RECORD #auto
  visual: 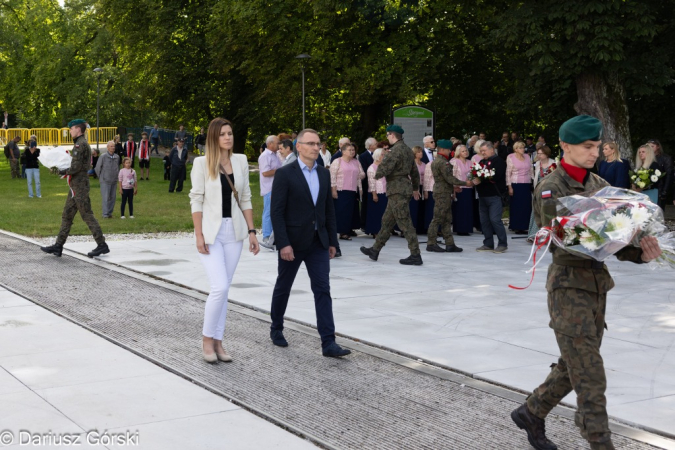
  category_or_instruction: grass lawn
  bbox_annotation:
[0,156,264,238]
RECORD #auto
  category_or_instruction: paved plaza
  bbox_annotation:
[63,230,675,439]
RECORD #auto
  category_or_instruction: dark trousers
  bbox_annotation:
[121,189,134,216]
[270,237,336,348]
[164,165,170,180]
[151,137,160,155]
[479,196,507,248]
[169,165,185,192]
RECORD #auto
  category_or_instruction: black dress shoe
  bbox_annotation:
[322,342,351,357]
[445,244,464,252]
[348,230,357,237]
[426,244,445,253]
[40,243,63,257]
[270,330,288,347]
[334,249,342,258]
[511,404,558,450]
[399,254,423,265]
[87,243,110,258]
[457,232,470,236]
[360,246,379,261]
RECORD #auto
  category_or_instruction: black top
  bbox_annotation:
[24,148,40,169]
[475,155,507,198]
[220,172,234,218]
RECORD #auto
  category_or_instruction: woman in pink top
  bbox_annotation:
[330,143,365,240]
[118,157,138,219]
[365,148,388,237]
[506,141,533,233]
[451,145,474,235]
[422,158,435,232]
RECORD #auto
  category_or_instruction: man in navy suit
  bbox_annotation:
[421,135,435,164]
[269,128,351,358]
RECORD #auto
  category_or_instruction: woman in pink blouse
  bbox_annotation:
[330,143,365,240]
[365,148,388,237]
[422,155,435,233]
[506,141,533,234]
[450,145,474,235]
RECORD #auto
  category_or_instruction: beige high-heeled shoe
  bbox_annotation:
[202,341,217,363]
[215,349,233,362]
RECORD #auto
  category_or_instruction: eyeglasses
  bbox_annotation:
[298,142,321,147]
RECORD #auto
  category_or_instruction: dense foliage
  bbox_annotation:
[1,0,674,154]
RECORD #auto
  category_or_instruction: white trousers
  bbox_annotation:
[199,219,243,339]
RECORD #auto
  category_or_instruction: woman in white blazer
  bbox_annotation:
[189,118,259,363]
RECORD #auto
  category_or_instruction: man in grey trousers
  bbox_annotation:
[95,141,120,218]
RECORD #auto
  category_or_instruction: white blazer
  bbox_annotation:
[189,154,253,244]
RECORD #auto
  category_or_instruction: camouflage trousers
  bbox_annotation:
[9,159,20,178]
[527,287,610,444]
[427,194,455,246]
[373,193,420,255]
[56,178,105,246]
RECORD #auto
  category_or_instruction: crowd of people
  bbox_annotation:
[253,128,674,262]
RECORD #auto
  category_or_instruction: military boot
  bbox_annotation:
[426,244,446,253]
[360,246,380,261]
[40,243,63,257]
[510,404,558,450]
[589,435,615,450]
[399,254,423,266]
[445,244,463,253]
[87,243,110,258]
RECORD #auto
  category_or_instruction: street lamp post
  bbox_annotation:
[93,68,103,152]
[295,54,311,129]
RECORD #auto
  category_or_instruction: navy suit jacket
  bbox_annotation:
[330,150,342,163]
[270,160,338,252]
[421,148,432,165]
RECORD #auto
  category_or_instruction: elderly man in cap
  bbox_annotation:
[360,125,423,265]
[510,115,662,450]
[168,137,189,192]
[426,140,473,253]
[41,119,109,258]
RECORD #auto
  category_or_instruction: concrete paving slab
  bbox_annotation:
[63,231,675,437]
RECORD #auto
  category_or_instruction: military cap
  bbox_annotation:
[67,119,86,127]
[559,115,603,144]
[386,124,404,135]
[437,139,452,149]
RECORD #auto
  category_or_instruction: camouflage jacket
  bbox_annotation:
[534,165,644,293]
[431,156,465,196]
[66,135,92,179]
[375,140,419,196]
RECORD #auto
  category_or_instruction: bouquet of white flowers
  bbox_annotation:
[38,148,72,172]
[539,187,675,266]
[511,187,674,289]
[629,168,663,190]
[468,161,496,181]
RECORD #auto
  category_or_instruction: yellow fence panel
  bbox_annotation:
[87,127,117,146]
[5,129,30,144]
[29,128,61,146]
[59,128,71,145]
[0,129,6,146]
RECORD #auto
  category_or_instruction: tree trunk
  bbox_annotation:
[574,72,632,160]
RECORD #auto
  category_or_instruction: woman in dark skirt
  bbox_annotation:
[451,145,474,235]
[506,141,533,233]
[365,148,388,236]
[330,143,365,240]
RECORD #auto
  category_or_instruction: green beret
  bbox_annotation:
[386,124,404,135]
[67,119,86,127]
[437,139,452,149]
[559,115,603,144]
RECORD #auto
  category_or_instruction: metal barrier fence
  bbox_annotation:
[2,126,192,150]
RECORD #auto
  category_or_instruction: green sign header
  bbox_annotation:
[393,106,433,119]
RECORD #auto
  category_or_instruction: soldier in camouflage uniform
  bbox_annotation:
[510,116,662,450]
[360,125,423,265]
[41,119,109,259]
[426,140,473,253]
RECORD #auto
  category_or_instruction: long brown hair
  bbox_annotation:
[205,118,234,179]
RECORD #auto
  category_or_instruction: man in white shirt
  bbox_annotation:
[258,135,282,247]
[319,142,331,167]
[422,135,435,164]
